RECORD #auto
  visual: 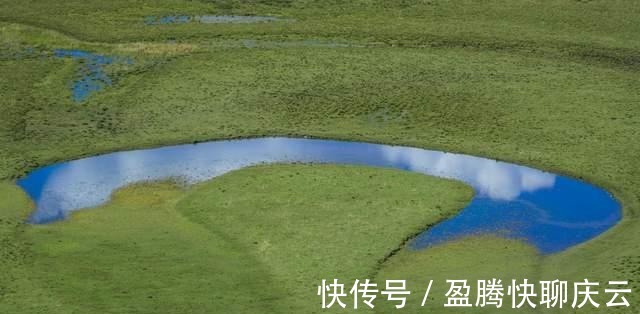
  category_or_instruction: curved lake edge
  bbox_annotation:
[14,133,622,203]
[16,136,623,255]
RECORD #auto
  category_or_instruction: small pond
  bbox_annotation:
[53,49,132,102]
[144,15,287,25]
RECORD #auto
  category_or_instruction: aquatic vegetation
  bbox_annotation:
[53,49,133,102]
[144,15,287,25]
[0,43,137,102]
[144,15,192,25]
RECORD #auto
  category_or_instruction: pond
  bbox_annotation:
[144,15,287,25]
[53,49,132,102]
[16,137,621,254]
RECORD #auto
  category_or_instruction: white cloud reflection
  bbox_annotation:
[380,146,555,200]
[26,138,555,223]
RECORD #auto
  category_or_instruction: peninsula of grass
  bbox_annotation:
[1,165,472,313]
[1,0,639,313]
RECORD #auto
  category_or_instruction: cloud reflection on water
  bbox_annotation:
[379,146,555,200]
[18,137,619,254]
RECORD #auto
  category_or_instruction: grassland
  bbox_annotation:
[1,0,640,313]
[0,165,472,313]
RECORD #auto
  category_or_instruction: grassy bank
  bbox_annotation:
[1,0,639,313]
[0,165,472,313]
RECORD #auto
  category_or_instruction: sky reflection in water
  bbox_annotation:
[17,138,621,254]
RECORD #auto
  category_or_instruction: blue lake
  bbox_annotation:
[16,137,621,254]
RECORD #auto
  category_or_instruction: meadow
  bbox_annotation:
[1,0,639,313]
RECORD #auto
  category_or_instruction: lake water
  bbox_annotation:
[16,137,621,254]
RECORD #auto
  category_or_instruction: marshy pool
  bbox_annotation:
[144,15,288,25]
[17,137,621,254]
[53,49,132,102]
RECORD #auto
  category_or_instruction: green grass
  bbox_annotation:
[376,237,540,313]
[0,165,472,313]
[1,0,640,313]
[1,0,639,54]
